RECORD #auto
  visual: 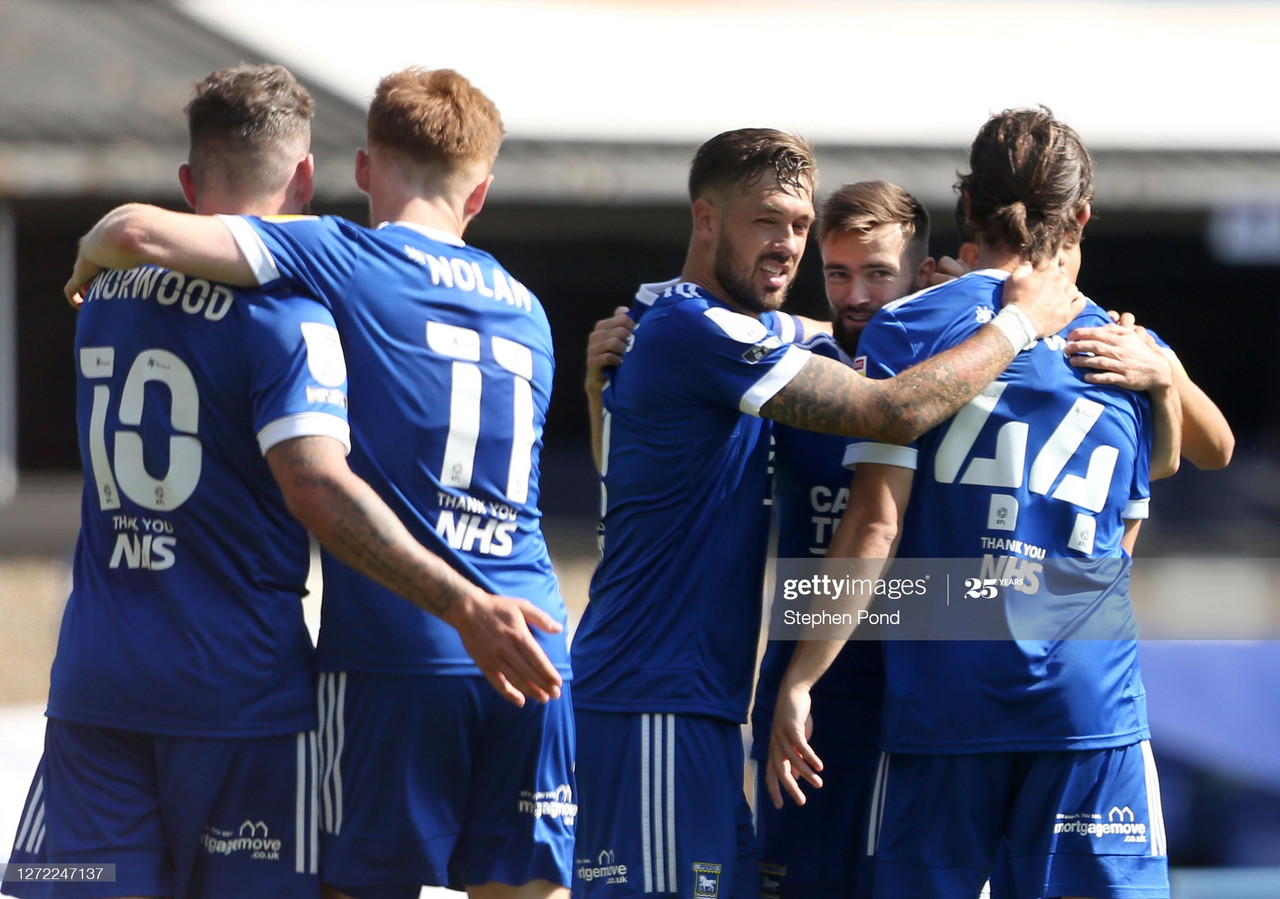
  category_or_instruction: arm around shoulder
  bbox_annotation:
[1145,382,1182,481]
[761,325,1013,444]
[759,265,1080,444]
[1064,320,1232,470]
[1172,362,1234,469]
[67,204,256,304]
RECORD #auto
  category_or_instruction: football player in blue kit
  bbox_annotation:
[953,190,1234,899]
[62,69,572,899]
[750,180,936,899]
[948,201,1233,477]
[6,64,559,899]
[571,128,1082,899]
[769,107,1181,899]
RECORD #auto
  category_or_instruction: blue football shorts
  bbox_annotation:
[753,752,879,899]
[314,671,575,897]
[573,709,756,899]
[868,742,1170,899]
[2,718,320,899]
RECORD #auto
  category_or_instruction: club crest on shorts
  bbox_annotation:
[759,863,787,899]
[692,862,721,898]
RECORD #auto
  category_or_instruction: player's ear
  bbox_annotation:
[1077,202,1092,230]
[914,256,936,290]
[692,197,719,242]
[289,154,316,209]
[464,173,494,222]
[178,163,199,212]
[355,148,371,194]
[959,241,981,270]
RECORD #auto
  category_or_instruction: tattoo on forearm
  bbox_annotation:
[279,443,459,618]
[764,327,1015,442]
[763,359,899,439]
[879,328,1015,441]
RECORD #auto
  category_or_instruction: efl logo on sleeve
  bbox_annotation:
[300,322,347,387]
[742,336,782,363]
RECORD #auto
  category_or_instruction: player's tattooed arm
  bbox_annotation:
[761,262,1083,442]
[761,326,1015,443]
[267,434,564,706]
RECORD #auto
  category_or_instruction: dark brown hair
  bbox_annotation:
[957,107,1093,265]
[688,128,816,203]
[953,193,980,245]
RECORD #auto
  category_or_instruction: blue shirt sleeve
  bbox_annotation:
[631,293,811,416]
[242,292,350,454]
[222,214,362,312]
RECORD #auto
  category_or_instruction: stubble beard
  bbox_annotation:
[713,239,791,315]
[831,318,864,357]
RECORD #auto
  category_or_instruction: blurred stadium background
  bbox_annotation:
[1,1,1278,895]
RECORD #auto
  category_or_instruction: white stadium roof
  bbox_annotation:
[179,0,1280,151]
[171,0,1280,211]
[3,1,1279,210]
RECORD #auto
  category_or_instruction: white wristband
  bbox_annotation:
[990,305,1038,353]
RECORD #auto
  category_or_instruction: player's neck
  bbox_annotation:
[369,193,466,238]
[194,189,295,218]
[976,244,1025,274]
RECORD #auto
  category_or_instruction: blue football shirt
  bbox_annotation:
[750,333,883,763]
[846,270,1154,752]
[571,280,811,722]
[49,265,350,737]
[222,214,570,677]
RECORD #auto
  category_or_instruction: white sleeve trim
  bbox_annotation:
[1123,497,1151,521]
[843,442,918,471]
[775,312,798,344]
[635,277,681,307]
[740,345,811,416]
[258,412,351,456]
[216,214,280,286]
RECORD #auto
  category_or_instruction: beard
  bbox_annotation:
[713,238,792,315]
[831,316,864,357]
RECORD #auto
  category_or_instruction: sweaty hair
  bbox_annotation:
[688,128,816,203]
[185,63,313,198]
[367,68,505,175]
[818,180,930,270]
[957,106,1093,265]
